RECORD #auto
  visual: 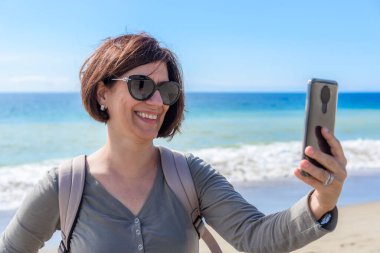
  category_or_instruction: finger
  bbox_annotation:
[304,146,343,177]
[300,160,329,184]
[294,168,323,189]
[321,127,347,166]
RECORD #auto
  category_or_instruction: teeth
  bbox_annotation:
[137,112,158,120]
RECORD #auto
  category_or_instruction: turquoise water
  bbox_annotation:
[1,92,379,165]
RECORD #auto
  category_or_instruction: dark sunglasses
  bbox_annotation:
[112,75,181,106]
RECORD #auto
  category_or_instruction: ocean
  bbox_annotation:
[0,92,380,212]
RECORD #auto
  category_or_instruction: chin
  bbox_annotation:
[135,130,159,141]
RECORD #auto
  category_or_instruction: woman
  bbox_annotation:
[0,33,347,253]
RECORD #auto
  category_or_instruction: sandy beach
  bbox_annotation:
[199,201,380,253]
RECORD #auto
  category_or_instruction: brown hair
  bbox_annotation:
[80,33,185,138]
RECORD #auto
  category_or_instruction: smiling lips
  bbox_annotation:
[136,111,158,120]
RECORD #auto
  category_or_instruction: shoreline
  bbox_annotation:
[235,172,380,214]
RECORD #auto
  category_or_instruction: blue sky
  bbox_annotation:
[0,0,379,92]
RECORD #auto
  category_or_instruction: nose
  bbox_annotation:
[146,90,164,106]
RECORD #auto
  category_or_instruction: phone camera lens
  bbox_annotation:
[321,86,330,103]
[321,86,330,113]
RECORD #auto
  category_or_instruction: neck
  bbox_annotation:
[90,134,158,180]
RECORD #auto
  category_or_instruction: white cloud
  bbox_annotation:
[0,51,81,92]
[0,51,80,64]
[7,75,70,84]
[0,75,79,92]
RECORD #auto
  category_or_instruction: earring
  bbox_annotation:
[100,104,107,111]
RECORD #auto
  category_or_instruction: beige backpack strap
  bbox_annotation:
[58,155,86,253]
[158,146,222,253]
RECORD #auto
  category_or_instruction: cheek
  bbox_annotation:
[162,106,170,119]
[109,97,134,118]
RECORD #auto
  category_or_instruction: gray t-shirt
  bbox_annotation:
[0,154,337,253]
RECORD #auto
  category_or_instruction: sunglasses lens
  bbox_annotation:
[159,82,180,105]
[128,76,155,100]
[127,75,180,105]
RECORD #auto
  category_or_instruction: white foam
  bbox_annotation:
[1,139,380,210]
[191,142,301,182]
[193,142,301,182]
[341,139,380,172]
[190,139,380,182]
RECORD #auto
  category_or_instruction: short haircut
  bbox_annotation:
[80,33,185,138]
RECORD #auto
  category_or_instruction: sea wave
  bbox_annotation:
[1,139,379,210]
[191,139,380,182]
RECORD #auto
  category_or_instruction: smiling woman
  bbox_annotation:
[0,33,348,253]
[80,34,185,139]
[97,62,172,141]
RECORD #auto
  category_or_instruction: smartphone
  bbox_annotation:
[301,78,338,176]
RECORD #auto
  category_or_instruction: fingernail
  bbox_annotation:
[307,146,314,155]
[302,161,310,168]
[324,127,329,133]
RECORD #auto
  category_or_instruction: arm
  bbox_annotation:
[187,154,338,253]
[0,168,60,253]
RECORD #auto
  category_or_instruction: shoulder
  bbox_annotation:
[34,166,59,194]
[16,167,60,214]
[13,167,60,227]
[184,153,234,194]
[184,153,219,179]
[35,155,82,195]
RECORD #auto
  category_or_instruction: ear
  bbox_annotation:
[96,81,108,106]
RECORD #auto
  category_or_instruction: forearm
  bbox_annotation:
[231,194,338,253]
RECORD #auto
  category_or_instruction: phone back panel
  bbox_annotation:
[302,79,338,168]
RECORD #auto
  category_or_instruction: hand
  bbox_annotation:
[294,127,347,220]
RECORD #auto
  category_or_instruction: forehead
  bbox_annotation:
[125,62,168,79]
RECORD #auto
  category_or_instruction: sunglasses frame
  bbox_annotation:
[112,75,181,106]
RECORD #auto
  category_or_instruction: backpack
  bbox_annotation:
[58,146,222,253]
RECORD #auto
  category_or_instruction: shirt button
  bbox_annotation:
[136,229,141,235]
[138,244,143,251]
[134,218,140,224]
